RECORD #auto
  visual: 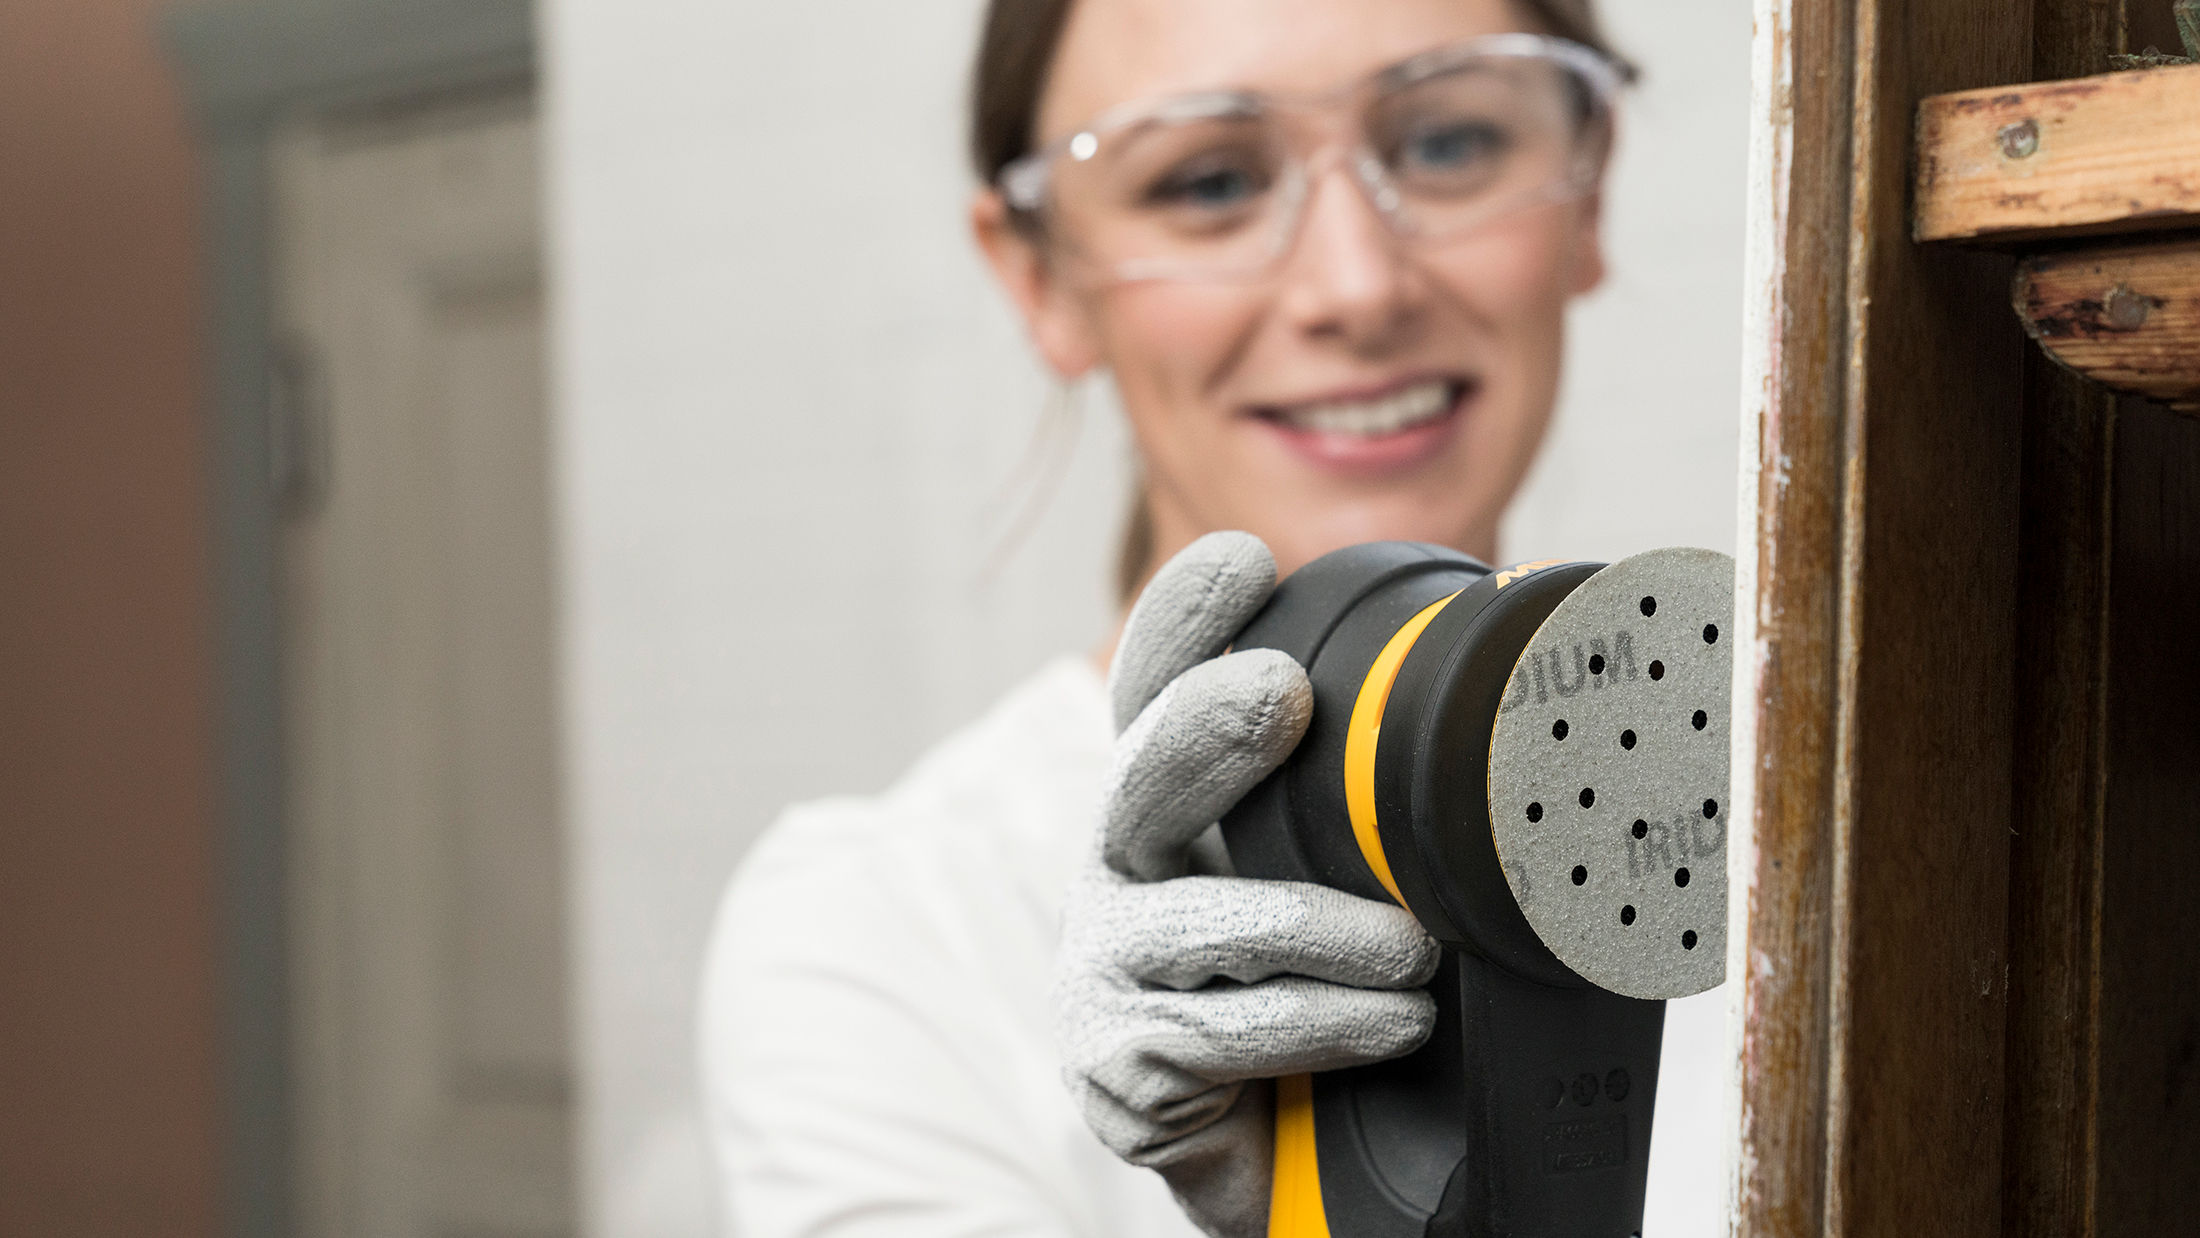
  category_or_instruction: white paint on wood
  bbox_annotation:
[1726,0,1795,1230]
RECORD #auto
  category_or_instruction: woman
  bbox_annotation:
[701,0,1630,1234]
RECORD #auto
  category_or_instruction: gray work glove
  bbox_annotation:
[1057,531,1442,1238]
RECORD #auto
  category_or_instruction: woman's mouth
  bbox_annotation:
[1252,378,1472,474]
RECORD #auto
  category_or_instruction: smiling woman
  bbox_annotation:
[970,0,1629,591]
[697,1,1665,1236]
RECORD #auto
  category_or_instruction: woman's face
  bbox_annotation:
[976,0,1607,578]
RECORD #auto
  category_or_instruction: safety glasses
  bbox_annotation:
[997,34,1621,286]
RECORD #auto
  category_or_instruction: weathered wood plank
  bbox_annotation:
[1729,0,1854,1230]
[1914,62,2200,244]
[2096,397,2200,1236]
[1832,2,2027,1233]
[2016,237,2200,412]
[1735,1,2029,1236]
[2003,347,2112,1238]
[1998,17,2118,1238]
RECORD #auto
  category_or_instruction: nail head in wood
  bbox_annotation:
[2016,239,2200,414]
[1999,118,2040,160]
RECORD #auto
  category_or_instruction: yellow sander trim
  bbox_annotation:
[1342,591,1461,909]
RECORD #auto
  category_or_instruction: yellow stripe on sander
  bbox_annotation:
[1270,590,1459,1238]
[1268,1073,1330,1237]
[1342,591,1460,908]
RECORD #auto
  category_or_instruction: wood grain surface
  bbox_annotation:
[2016,237,2200,411]
[1829,1,2030,1232]
[1735,1,2030,1236]
[2095,397,2200,1236]
[1995,25,2122,1238]
[1731,0,1854,1223]
[1915,62,2200,244]
[1747,6,2200,1237]
[2003,352,2113,1238]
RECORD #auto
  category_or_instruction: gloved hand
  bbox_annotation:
[1056,531,1441,1238]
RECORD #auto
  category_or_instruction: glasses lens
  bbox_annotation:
[1042,107,1295,281]
[1364,56,1605,238]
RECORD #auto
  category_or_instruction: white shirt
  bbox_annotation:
[700,657,1728,1237]
[700,658,1202,1238]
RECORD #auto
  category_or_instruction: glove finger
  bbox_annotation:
[1071,1073,1244,1161]
[1147,1089,1276,1238]
[1077,1081,1277,1238]
[1106,650,1311,882]
[1109,531,1277,733]
[1095,979,1438,1102]
[1108,877,1438,991]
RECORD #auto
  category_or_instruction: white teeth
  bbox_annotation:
[1274,380,1455,437]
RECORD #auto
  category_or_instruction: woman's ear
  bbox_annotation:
[1567,188,1609,298]
[972,189,1102,379]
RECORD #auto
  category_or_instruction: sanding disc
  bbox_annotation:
[1486,548,1734,999]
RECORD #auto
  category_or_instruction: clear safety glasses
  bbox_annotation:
[997,34,1621,286]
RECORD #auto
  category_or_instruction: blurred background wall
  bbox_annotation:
[0,0,225,1233]
[545,1,1750,1233]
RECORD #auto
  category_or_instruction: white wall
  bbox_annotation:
[544,2,1749,1233]
[1508,14,1755,1236]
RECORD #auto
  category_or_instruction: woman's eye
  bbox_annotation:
[1147,161,1267,209]
[1399,121,1507,172]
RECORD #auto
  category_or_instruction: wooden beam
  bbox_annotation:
[2016,238,2200,412]
[1731,5,1855,1229]
[1735,1,2029,1236]
[2096,399,2200,1233]
[1914,63,2200,244]
[1997,20,2119,1238]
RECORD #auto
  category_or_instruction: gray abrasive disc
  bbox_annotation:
[1486,548,1735,1000]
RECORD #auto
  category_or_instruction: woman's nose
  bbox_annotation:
[1274,165,1428,350]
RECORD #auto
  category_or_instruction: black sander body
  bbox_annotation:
[1218,541,1735,1238]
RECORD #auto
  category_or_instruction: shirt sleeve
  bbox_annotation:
[698,802,1087,1238]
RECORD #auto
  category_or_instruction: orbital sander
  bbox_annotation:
[1219,542,1735,1238]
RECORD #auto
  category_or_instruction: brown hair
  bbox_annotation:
[967,0,1630,599]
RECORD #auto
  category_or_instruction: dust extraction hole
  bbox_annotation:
[1641,596,1658,617]
[1675,867,1692,888]
[1620,729,1637,750]
[1682,930,1699,950]
[1692,709,1708,731]
[1620,905,1637,926]
[1703,798,1719,819]
[1589,653,1607,675]
[1649,661,1666,681]
[1526,802,1544,823]
[1572,865,1588,886]
[1632,819,1648,839]
[1552,719,1570,741]
[1704,623,1720,644]
[1579,787,1596,809]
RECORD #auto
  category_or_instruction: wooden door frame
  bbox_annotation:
[1737,0,2035,1231]
[1735,2,2195,1235]
[162,5,533,1234]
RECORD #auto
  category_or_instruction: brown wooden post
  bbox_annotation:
[1744,1,2200,1235]
[1735,0,2031,1234]
[2001,10,2124,1234]
[2093,397,2200,1235]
